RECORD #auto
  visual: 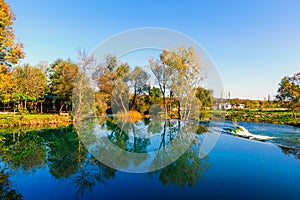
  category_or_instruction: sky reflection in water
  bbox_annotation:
[0,119,300,199]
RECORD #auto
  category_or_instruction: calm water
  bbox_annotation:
[0,119,300,200]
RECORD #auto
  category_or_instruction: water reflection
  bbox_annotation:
[0,168,23,200]
[150,148,211,188]
[76,116,204,172]
[0,119,210,198]
[278,145,300,160]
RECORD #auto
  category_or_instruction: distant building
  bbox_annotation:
[232,104,245,109]
[217,103,245,110]
[218,103,232,110]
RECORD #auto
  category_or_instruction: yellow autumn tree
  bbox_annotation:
[0,0,24,106]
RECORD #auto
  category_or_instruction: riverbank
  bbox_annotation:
[0,114,72,127]
[1,109,299,128]
[225,109,300,126]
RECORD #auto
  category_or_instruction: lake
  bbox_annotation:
[0,118,300,199]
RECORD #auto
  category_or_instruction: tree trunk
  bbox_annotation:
[59,103,64,113]
[18,99,21,110]
[130,88,137,110]
[163,86,167,118]
[159,120,167,149]
[169,90,173,118]
[178,101,181,120]
[40,101,43,113]
[292,109,296,122]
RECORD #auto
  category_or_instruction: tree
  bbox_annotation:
[12,64,48,111]
[95,55,129,114]
[73,50,96,121]
[0,67,14,108]
[97,56,130,94]
[0,0,24,68]
[149,54,175,116]
[49,59,79,112]
[97,55,119,94]
[128,66,150,110]
[276,73,300,121]
[0,0,24,110]
[195,87,212,108]
[150,46,204,120]
[149,86,162,104]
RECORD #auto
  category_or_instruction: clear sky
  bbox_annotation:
[7,0,300,100]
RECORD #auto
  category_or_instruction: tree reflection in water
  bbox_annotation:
[0,168,23,200]
[151,148,211,188]
[0,118,212,197]
[0,125,116,197]
[97,116,211,187]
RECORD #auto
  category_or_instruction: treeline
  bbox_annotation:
[0,48,213,119]
[1,0,298,119]
[0,59,78,113]
[227,98,282,109]
[90,46,213,119]
[0,0,213,118]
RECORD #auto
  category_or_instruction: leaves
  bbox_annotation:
[0,0,24,68]
[49,59,79,111]
[276,73,300,120]
[276,74,300,105]
[12,64,48,103]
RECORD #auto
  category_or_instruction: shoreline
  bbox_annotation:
[0,114,72,128]
[0,110,299,128]
[224,110,300,127]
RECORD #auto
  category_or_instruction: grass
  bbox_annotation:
[0,113,71,127]
[225,109,300,126]
[114,110,143,123]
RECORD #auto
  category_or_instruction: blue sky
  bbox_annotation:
[7,0,300,99]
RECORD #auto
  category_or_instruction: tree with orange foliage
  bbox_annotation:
[276,73,300,121]
[0,0,24,107]
[0,0,24,68]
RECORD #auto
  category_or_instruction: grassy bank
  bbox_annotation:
[1,110,298,128]
[0,114,72,127]
[225,110,300,126]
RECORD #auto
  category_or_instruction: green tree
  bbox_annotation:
[276,73,300,121]
[128,66,150,110]
[49,59,79,112]
[149,86,162,104]
[195,87,212,108]
[12,65,48,112]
